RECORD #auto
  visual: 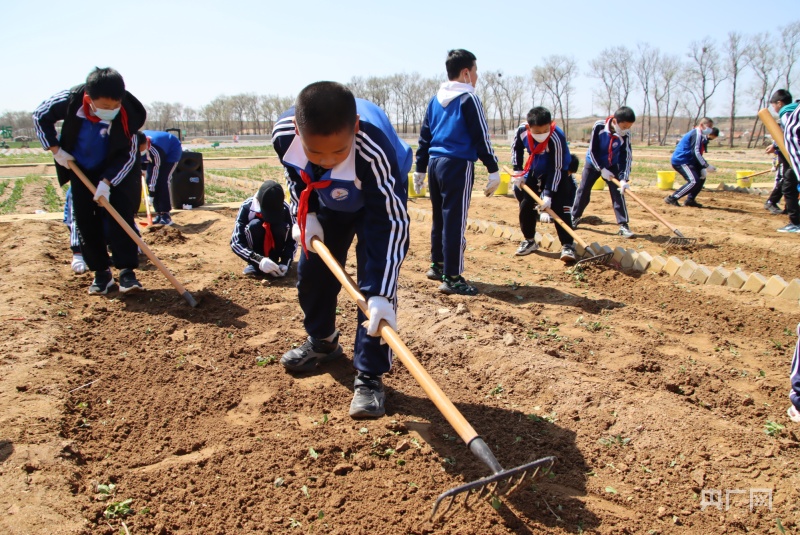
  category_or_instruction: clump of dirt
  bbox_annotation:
[143,225,186,245]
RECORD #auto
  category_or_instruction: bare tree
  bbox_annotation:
[724,31,750,147]
[589,55,616,116]
[684,37,727,124]
[590,46,633,116]
[653,54,683,145]
[633,43,659,144]
[781,21,800,91]
[533,55,578,137]
[746,32,784,147]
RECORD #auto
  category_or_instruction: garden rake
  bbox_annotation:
[608,176,696,248]
[501,166,611,266]
[310,236,556,522]
[68,161,198,307]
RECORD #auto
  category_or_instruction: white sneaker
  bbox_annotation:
[560,245,577,264]
[515,240,538,256]
[71,254,87,274]
[789,405,800,423]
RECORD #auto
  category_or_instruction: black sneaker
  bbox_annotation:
[439,275,479,296]
[118,269,143,294]
[683,199,703,208]
[425,262,444,281]
[88,270,115,295]
[280,331,344,372]
[664,196,679,206]
[571,216,582,229]
[349,372,385,419]
[764,201,783,215]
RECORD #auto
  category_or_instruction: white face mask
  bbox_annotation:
[93,106,120,121]
[532,132,550,143]
[701,127,713,135]
[615,128,630,137]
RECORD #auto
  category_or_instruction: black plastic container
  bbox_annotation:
[170,151,205,209]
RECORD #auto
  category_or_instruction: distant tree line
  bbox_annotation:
[2,22,797,148]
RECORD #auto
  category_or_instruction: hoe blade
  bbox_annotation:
[666,236,696,248]
[431,456,556,522]
[576,250,613,267]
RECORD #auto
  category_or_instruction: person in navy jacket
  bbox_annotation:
[571,106,636,238]
[142,129,183,225]
[230,179,296,278]
[33,67,146,295]
[414,49,499,296]
[666,117,717,208]
[271,82,411,420]
[510,106,576,263]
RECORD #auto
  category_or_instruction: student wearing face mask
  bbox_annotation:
[414,49,499,296]
[510,107,576,262]
[666,117,718,208]
[33,67,147,295]
[141,129,183,226]
[571,106,636,238]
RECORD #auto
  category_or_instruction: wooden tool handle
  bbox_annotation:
[141,174,153,226]
[758,108,794,170]
[607,176,678,233]
[68,161,197,307]
[310,236,480,446]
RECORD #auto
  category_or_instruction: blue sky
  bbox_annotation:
[3,0,789,118]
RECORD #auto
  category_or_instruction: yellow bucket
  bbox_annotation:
[138,191,148,214]
[592,177,606,190]
[494,172,511,196]
[657,171,676,190]
[408,172,427,198]
[736,170,754,188]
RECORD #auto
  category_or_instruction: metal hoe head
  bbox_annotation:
[576,249,613,266]
[430,456,556,522]
[666,229,696,249]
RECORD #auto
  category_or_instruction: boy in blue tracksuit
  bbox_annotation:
[571,106,636,238]
[142,129,183,225]
[510,106,576,263]
[33,67,146,295]
[271,82,411,420]
[666,117,717,208]
[789,324,800,423]
[63,186,86,273]
[230,179,296,278]
[414,49,499,296]
[768,89,800,233]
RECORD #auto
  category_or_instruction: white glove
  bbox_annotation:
[484,172,501,196]
[701,169,707,178]
[706,165,717,173]
[511,174,524,188]
[619,179,630,193]
[600,168,614,181]
[291,213,324,253]
[366,296,396,337]
[93,180,111,204]
[71,254,87,274]
[53,148,75,168]
[277,264,289,277]
[540,195,552,210]
[259,257,280,276]
[412,172,427,195]
[539,212,552,223]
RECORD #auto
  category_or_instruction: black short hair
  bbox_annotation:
[614,106,636,124]
[295,81,357,136]
[568,154,580,174]
[136,131,147,149]
[770,89,793,107]
[709,127,720,137]
[526,106,552,127]
[85,67,125,101]
[446,49,477,80]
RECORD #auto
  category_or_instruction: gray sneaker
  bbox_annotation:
[280,331,344,372]
[515,240,538,256]
[618,224,635,239]
[560,244,577,264]
[777,223,800,233]
[349,373,385,419]
[425,262,443,281]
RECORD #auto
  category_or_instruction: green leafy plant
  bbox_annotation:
[104,499,134,519]
[598,435,631,447]
[308,447,319,460]
[765,420,784,437]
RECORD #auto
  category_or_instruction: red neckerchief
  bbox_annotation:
[697,127,706,156]
[514,122,556,178]
[605,116,619,165]
[82,92,130,139]
[255,215,276,257]
[297,169,332,258]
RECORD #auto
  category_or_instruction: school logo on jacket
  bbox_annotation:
[612,141,619,149]
[331,188,349,201]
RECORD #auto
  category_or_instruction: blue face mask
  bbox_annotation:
[93,106,120,121]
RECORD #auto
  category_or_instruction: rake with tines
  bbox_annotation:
[310,236,557,521]
[502,170,613,265]
[607,176,697,248]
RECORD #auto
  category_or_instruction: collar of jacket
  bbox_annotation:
[282,134,357,182]
[436,81,475,107]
